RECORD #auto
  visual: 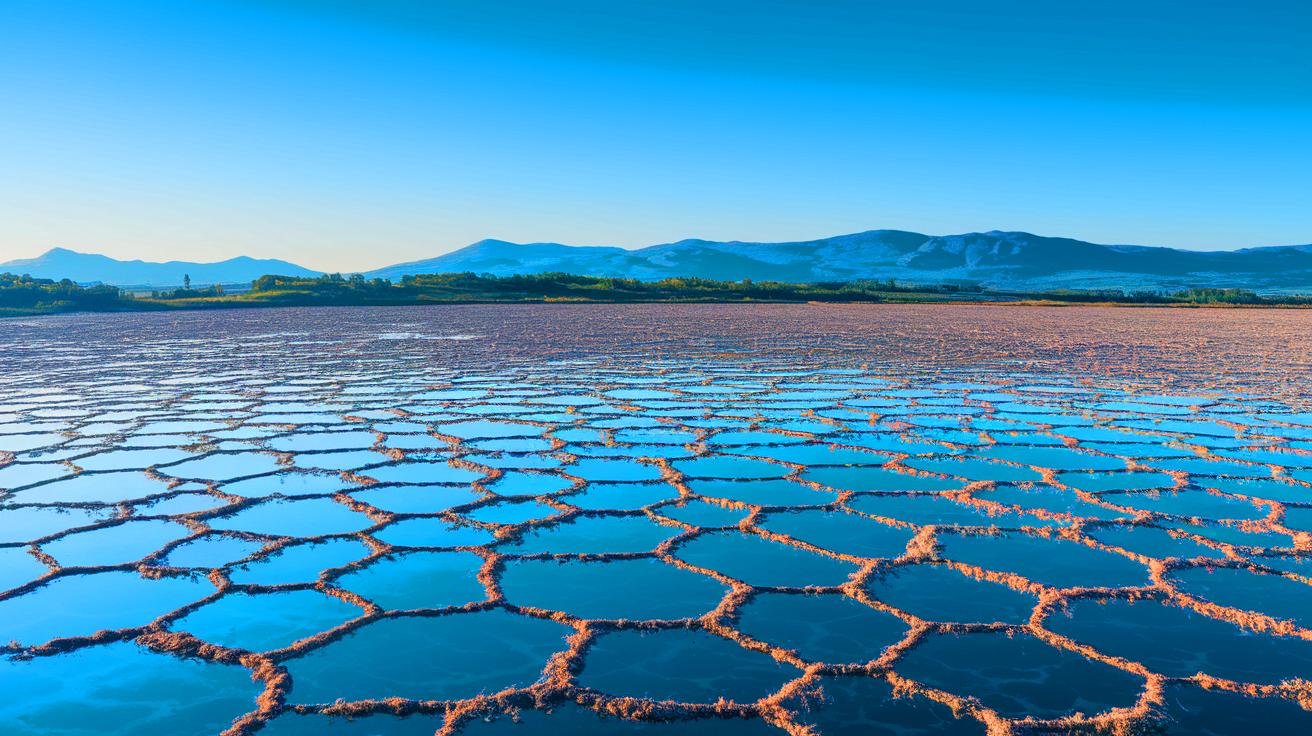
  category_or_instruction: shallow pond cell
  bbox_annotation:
[465,452,564,470]
[0,433,68,454]
[284,609,570,703]
[568,458,666,482]
[709,431,810,447]
[500,557,728,620]
[1169,566,1312,628]
[1176,522,1293,549]
[1113,419,1238,437]
[672,456,791,480]
[351,484,482,514]
[561,482,681,511]
[0,570,212,645]
[261,712,446,736]
[0,547,48,591]
[894,630,1144,719]
[42,519,191,567]
[736,592,907,664]
[801,466,963,493]
[673,531,858,587]
[1199,478,1310,504]
[1215,447,1312,467]
[461,705,781,735]
[486,471,576,497]
[373,421,435,434]
[336,550,486,610]
[611,428,700,445]
[13,470,171,505]
[135,419,230,435]
[1048,597,1312,684]
[759,510,915,558]
[1082,442,1196,459]
[468,437,556,453]
[902,456,1044,483]
[503,515,679,555]
[731,444,887,468]
[158,451,285,481]
[689,478,839,507]
[867,564,1037,624]
[578,628,799,704]
[848,493,1055,528]
[938,532,1150,589]
[985,431,1066,446]
[221,471,359,498]
[268,430,380,453]
[376,518,497,548]
[73,448,198,472]
[210,497,374,537]
[464,499,561,525]
[294,449,393,471]
[131,491,230,516]
[361,461,487,485]
[824,432,939,455]
[437,420,543,440]
[173,589,362,652]
[1100,489,1266,521]
[1157,684,1312,735]
[570,443,696,460]
[1147,457,1273,479]
[0,462,73,491]
[161,534,266,569]
[978,484,1130,521]
[551,427,608,444]
[1057,471,1176,493]
[792,674,984,735]
[0,505,107,544]
[974,445,1129,472]
[1087,524,1221,560]
[1251,554,1312,575]
[0,641,261,736]
[1282,506,1312,532]
[228,538,371,585]
[658,500,749,528]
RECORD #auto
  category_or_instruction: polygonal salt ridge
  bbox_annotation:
[2,318,1312,729]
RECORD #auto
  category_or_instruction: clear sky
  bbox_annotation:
[2,0,1309,272]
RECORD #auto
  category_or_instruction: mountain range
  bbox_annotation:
[0,247,318,289]
[5,230,1312,293]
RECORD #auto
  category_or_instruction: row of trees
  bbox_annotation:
[2,270,1305,315]
[0,273,130,312]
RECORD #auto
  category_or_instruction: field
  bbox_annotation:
[1,304,1310,735]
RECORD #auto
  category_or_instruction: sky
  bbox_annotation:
[1,0,1309,272]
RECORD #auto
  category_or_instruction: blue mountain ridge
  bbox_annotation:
[6,230,1312,292]
[362,230,1312,293]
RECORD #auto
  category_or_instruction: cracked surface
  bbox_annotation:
[2,304,1312,735]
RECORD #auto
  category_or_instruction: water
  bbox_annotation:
[2,303,1312,734]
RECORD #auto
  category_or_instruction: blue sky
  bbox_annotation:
[2,0,1309,271]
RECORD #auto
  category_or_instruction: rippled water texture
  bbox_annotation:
[2,304,1311,735]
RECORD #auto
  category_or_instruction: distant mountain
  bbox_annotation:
[0,247,321,288]
[364,230,1312,293]
[11,230,1312,292]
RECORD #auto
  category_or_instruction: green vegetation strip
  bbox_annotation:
[2,271,1306,317]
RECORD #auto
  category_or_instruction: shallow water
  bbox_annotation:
[2,304,1312,734]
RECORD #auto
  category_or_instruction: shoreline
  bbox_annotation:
[6,296,1312,319]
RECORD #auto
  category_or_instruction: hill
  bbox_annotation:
[0,247,321,288]
[363,231,1312,293]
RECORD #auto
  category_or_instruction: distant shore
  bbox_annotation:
[3,271,1309,318]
